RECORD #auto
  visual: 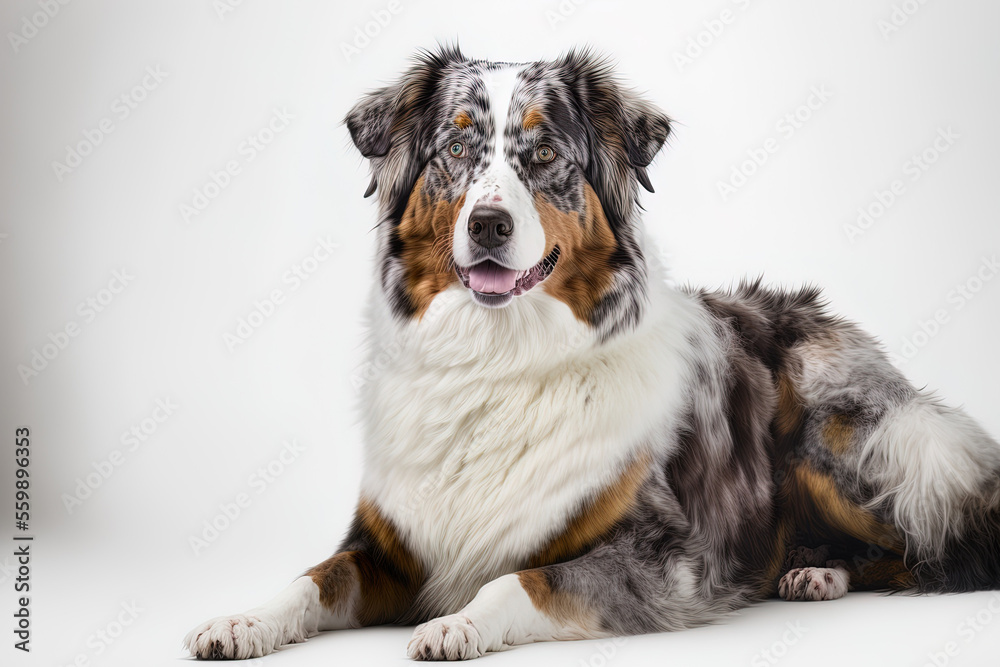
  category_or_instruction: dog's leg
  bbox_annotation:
[843,554,914,591]
[777,544,915,600]
[782,545,831,570]
[406,572,601,661]
[185,498,422,659]
[407,547,731,661]
[183,575,342,659]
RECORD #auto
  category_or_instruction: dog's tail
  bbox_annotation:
[859,395,1000,593]
[913,501,1000,592]
[909,452,1000,593]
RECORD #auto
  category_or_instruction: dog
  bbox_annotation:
[184,46,1000,661]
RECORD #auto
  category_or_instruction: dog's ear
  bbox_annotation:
[345,87,396,161]
[345,85,398,198]
[556,49,671,221]
[621,98,672,193]
[345,45,466,203]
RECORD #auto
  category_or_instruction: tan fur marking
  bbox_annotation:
[765,370,806,596]
[352,498,423,625]
[454,111,473,129]
[307,499,423,626]
[845,556,914,591]
[522,107,544,130]
[822,414,854,455]
[528,453,651,568]
[791,464,903,551]
[355,498,419,575]
[308,552,358,615]
[397,176,465,318]
[775,372,804,438]
[535,184,618,322]
[517,570,595,628]
[757,515,795,597]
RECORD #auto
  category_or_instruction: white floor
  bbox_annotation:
[35,565,1000,667]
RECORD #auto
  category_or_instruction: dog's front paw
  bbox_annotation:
[779,565,849,601]
[407,614,487,661]
[184,613,281,659]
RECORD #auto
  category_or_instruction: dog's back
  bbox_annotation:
[688,280,1000,596]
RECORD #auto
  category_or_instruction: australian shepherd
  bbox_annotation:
[185,46,1000,660]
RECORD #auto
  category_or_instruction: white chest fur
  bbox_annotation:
[358,283,709,614]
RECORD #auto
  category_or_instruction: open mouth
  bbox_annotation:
[455,246,560,308]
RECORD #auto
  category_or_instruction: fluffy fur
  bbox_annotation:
[185,46,1000,661]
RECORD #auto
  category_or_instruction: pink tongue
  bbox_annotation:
[468,261,519,294]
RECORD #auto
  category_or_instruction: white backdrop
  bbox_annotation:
[2,1,999,666]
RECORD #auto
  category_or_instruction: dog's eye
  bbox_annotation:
[449,142,466,158]
[535,145,556,163]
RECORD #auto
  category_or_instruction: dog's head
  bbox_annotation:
[347,46,671,339]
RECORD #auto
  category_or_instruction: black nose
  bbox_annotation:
[468,205,513,249]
